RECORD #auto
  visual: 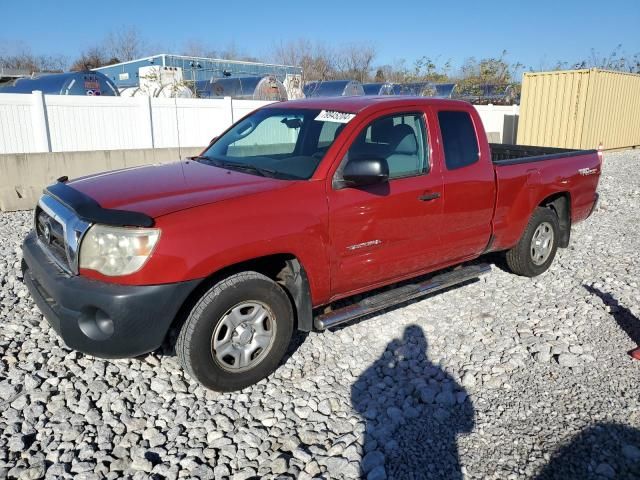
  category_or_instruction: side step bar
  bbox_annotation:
[314,263,491,330]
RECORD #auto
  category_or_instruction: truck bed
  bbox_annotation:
[490,143,596,165]
[489,143,601,253]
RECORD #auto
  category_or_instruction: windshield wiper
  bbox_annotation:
[189,155,216,163]
[192,156,299,180]
[216,159,289,179]
[220,160,274,177]
[191,155,233,169]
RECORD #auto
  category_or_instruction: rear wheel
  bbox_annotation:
[177,271,294,391]
[506,207,559,277]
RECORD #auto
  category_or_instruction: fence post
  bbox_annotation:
[140,96,155,148]
[31,90,51,152]
[224,96,234,126]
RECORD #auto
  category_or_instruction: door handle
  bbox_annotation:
[418,192,441,202]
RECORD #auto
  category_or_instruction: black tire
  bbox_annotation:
[506,207,560,277]
[177,271,294,391]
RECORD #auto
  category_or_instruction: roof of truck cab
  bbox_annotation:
[266,96,471,114]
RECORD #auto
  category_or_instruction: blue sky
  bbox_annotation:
[2,0,639,75]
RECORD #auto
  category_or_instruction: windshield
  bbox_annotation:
[200,108,351,180]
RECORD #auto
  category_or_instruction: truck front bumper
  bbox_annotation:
[21,232,199,358]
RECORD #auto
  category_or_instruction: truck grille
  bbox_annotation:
[35,194,91,275]
[35,207,70,270]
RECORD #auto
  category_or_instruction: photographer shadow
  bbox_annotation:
[352,325,474,479]
[535,423,640,479]
[584,284,640,353]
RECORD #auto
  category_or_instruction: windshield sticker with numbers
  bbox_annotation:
[314,110,356,123]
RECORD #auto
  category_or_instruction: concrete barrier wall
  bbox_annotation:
[474,104,520,144]
[0,146,201,211]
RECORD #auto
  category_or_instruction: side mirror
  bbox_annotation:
[341,157,389,187]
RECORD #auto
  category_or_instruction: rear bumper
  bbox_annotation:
[21,232,199,358]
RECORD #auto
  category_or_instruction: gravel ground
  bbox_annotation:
[1,151,640,480]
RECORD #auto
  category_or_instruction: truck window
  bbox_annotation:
[347,113,428,179]
[318,121,344,149]
[227,114,301,157]
[203,108,348,180]
[438,111,479,170]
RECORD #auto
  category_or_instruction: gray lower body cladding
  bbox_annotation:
[21,232,199,358]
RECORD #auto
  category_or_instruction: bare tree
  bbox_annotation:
[334,43,376,82]
[66,27,154,72]
[273,39,338,83]
[0,42,67,73]
[307,43,337,81]
[274,39,378,83]
[273,38,308,67]
[182,39,218,58]
[182,39,261,62]
[105,26,147,62]
[219,41,242,60]
[374,59,411,83]
[554,45,640,73]
[69,47,120,71]
[587,45,640,72]
[193,40,258,62]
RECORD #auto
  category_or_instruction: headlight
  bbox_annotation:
[79,225,160,276]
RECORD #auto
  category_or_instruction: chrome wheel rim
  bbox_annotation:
[531,222,554,266]
[211,301,276,372]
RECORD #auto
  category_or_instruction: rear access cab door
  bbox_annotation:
[435,106,496,262]
[325,105,445,299]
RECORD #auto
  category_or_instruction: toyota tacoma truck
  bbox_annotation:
[21,97,601,391]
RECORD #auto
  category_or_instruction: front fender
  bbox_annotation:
[90,181,333,306]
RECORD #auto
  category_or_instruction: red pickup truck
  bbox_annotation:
[22,96,601,391]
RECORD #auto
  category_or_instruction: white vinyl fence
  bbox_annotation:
[0,91,519,155]
[0,92,274,155]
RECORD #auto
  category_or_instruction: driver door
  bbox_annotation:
[327,110,444,298]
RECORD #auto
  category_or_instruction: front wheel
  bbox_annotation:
[177,271,294,391]
[506,207,560,277]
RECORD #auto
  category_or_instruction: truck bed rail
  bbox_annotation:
[490,143,594,166]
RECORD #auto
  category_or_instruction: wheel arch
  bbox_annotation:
[538,192,571,248]
[167,254,314,345]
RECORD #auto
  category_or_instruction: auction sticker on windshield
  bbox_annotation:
[315,110,356,123]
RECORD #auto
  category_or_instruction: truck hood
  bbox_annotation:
[69,160,288,218]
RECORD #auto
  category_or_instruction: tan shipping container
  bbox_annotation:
[517,68,640,150]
